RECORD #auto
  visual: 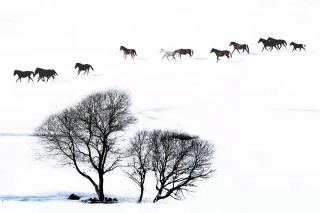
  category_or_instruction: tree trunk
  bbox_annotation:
[153,187,163,203]
[138,186,144,203]
[97,173,105,202]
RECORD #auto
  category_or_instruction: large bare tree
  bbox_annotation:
[124,130,152,203]
[35,90,136,202]
[149,130,214,202]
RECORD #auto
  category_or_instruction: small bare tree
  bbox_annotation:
[149,130,214,202]
[35,90,136,202]
[124,130,152,203]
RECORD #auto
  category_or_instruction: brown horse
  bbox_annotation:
[210,48,232,62]
[120,46,137,59]
[174,49,194,58]
[229,42,249,54]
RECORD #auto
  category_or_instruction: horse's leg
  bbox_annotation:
[232,49,235,54]
[29,76,34,82]
[237,49,240,53]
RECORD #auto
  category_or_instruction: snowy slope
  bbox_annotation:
[1,0,320,212]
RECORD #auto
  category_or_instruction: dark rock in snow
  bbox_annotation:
[68,193,81,200]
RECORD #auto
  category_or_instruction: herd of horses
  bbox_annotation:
[14,68,58,83]
[14,39,306,82]
[121,38,305,62]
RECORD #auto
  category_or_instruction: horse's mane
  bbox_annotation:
[75,63,82,68]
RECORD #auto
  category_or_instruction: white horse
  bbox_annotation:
[160,48,176,61]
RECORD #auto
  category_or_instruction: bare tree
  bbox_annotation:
[124,130,152,203]
[34,90,136,202]
[149,130,214,203]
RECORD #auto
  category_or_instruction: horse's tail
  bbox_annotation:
[229,51,232,58]
[246,45,250,53]
[191,49,194,56]
[90,65,94,71]
[133,50,137,56]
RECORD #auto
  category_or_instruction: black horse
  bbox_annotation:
[290,42,306,51]
[267,37,287,49]
[75,63,94,75]
[210,48,232,62]
[34,68,58,82]
[258,38,279,51]
[14,70,34,82]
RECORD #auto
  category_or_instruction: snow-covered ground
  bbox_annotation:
[1,0,320,212]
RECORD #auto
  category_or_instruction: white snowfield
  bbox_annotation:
[1,0,320,212]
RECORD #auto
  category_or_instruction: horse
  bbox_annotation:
[173,48,194,58]
[13,70,34,82]
[290,42,306,51]
[75,63,94,75]
[34,68,58,82]
[210,48,232,62]
[229,42,249,54]
[258,38,279,51]
[267,37,287,49]
[160,48,176,60]
[120,46,137,59]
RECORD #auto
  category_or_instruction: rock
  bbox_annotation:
[68,193,81,200]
